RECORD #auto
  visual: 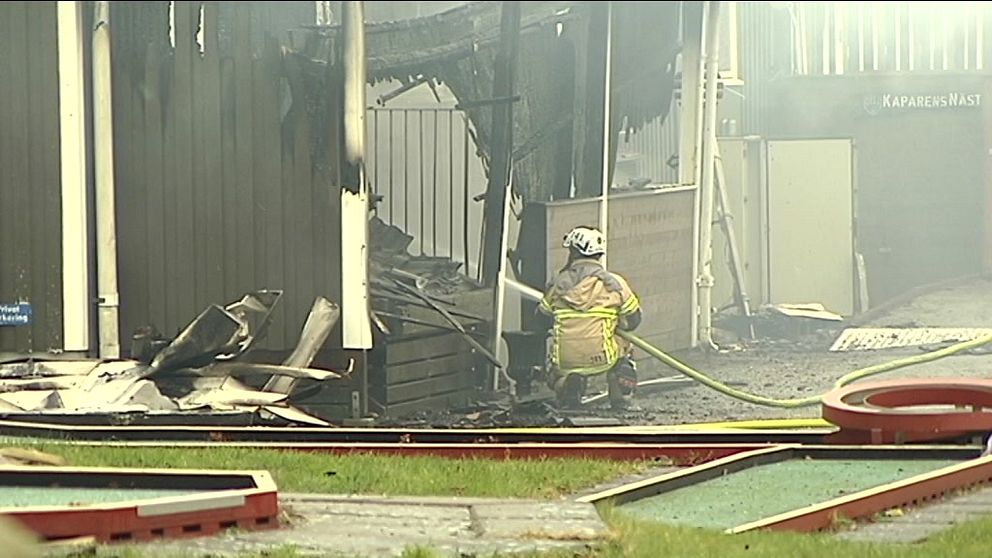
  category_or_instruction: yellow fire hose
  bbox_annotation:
[619,329,992,409]
[505,277,992,409]
[490,418,832,433]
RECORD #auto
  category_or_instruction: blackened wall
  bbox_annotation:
[110,2,342,352]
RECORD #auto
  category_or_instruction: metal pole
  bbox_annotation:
[388,112,394,222]
[680,1,705,348]
[598,1,613,268]
[462,116,470,270]
[714,145,755,337]
[491,170,514,390]
[697,0,721,349]
[373,109,379,195]
[92,1,120,358]
[419,109,425,254]
[680,2,706,187]
[448,111,454,258]
[432,109,439,256]
[481,1,521,391]
[479,0,521,285]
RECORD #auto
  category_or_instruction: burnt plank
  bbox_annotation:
[384,331,470,366]
[382,353,474,385]
[293,384,358,405]
[384,372,476,404]
[382,390,476,417]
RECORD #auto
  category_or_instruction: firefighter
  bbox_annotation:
[539,226,642,409]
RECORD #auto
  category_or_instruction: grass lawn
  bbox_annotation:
[13,441,649,499]
[563,509,992,558]
[9,442,992,557]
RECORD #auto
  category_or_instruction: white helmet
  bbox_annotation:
[562,226,606,257]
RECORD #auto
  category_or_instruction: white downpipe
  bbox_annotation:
[599,1,613,268]
[341,187,372,350]
[697,0,721,350]
[92,1,120,358]
[340,0,372,350]
[58,1,90,352]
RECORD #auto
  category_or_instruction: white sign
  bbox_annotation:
[864,92,982,115]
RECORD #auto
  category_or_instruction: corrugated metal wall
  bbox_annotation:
[737,1,787,138]
[617,2,790,178]
[0,2,64,353]
[786,2,992,76]
[366,103,490,279]
[616,104,680,185]
[111,1,331,352]
[732,1,992,137]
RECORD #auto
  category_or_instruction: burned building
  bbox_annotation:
[0,1,689,421]
[3,1,990,422]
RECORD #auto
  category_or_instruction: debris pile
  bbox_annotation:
[716,302,846,345]
[369,216,479,298]
[367,216,498,366]
[0,291,346,426]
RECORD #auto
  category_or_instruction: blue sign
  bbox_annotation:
[0,302,32,326]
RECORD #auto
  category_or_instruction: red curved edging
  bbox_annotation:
[0,466,279,543]
[822,378,992,442]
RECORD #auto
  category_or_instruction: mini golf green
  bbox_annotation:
[619,459,959,529]
[0,486,206,507]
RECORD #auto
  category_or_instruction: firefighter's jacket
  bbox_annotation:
[539,258,641,375]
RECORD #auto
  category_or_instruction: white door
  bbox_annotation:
[765,139,855,316]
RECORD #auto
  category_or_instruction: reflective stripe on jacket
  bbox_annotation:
[539,258,640,375]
